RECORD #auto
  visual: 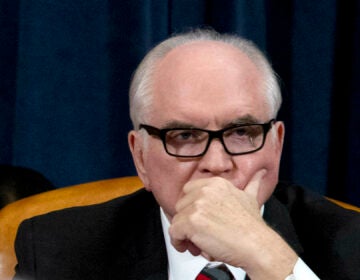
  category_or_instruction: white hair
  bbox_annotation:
[129,28,282,129]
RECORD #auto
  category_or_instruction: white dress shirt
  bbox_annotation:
[160,207,319,280]
[160,208,246,280]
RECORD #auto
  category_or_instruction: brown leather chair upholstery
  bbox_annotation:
[326,198,360,212]
[0,176,143,280]
[0,176,359,280]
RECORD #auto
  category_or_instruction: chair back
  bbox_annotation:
[327,198,360,212]
[0,176,143,280]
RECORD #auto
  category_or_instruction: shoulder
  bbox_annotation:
[273,181,360,233]
[273,181,360,279]
[17,188,157,243]
[274,181,360,220]
[14,189,161,279]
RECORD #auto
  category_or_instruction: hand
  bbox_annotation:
[169,170,265,260]
[169,170,298,279]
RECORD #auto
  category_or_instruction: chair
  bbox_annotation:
[326,197,360,212]
[0,176,143,280]
[0,164,55,209]
[0,177,359,280]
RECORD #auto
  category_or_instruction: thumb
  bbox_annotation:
[244,169,267,200]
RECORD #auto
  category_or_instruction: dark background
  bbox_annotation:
[1,0,359,206]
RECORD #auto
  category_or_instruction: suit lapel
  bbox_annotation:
[108,191,168,279]
[132,197,168,279]
[264,195,304,256]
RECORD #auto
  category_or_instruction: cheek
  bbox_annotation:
[142,144,196,218]
[257,150,282,205]
[257,171,278,205]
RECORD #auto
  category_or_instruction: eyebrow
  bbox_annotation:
[160,115,260,130]
[161,121,197,130]
[224,115,261,128]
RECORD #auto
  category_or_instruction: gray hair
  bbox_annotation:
[129,28,282,129]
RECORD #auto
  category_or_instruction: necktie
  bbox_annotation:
[196,264,235,280]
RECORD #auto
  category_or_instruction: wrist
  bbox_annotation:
[245,228,298,279]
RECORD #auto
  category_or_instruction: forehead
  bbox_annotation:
[148,41,269,127]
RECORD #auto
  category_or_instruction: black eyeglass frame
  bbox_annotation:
[139,119,276,158]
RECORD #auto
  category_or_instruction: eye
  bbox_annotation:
[226,125,262,138]
[245,126,263,137]
[167,130,205,142]
[225,127,248,138]
[233,127,247,136]
[175,131,194,140]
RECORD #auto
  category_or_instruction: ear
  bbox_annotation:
[128,130,150,189]
[274,121,285,154]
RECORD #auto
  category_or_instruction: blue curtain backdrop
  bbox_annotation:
[1,0,359,206]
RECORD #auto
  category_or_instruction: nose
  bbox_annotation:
[198,139,234,175]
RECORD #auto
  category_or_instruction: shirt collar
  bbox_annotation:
[160,207,263,280]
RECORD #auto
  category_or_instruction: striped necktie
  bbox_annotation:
[196,264,235,280]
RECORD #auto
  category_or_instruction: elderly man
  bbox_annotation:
[14,29,360,280]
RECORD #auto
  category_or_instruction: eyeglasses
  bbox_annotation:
[139,119,276,158]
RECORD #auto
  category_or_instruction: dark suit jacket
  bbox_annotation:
[14,182,360,280]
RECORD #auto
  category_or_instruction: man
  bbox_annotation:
[14,29,360,279]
